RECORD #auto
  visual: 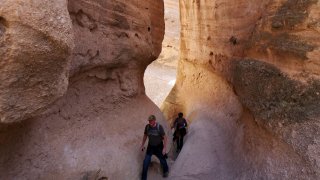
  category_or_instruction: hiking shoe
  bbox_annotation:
[163,172,169,178]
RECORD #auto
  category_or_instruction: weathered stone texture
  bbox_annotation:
[67,0,164,98]
[0,0,74,123]
[68,0,164,76]
[0,0,165,179]
[163,0,320,179]
[1,0,319,179]
[233,59,320,125]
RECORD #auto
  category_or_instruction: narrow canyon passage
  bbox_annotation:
[144,39,245,179]
[144,66,242,179]
[142,0,180,178]
[144,0,180,107]
[0,0,319,179]
[145,0,320,179]
[144,62,176,107]
[145,1,319,180]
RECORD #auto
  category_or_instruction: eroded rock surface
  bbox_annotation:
[1,0,319,179]
[68,0,164,78]
[0,0,165,179]
[144,0,179,107]
[0,0,74,123]
[157,0,180,68]
[163,0,320,179]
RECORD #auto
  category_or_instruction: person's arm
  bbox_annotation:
[184,119,188,128]
[162,134,167,155]
[141,125,148,151]
[140,134,147,151]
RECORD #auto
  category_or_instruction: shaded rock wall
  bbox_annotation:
[163,0,319,179]
[0,0,74,123]
[0,0,165,179]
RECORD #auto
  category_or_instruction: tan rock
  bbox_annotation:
[0,0,165,179]
[0,92,169,179]
[0,0,74,123]
[163,0,320,179]
[1,0,319,179]
[68,0,164,78]
[156,0,180,68]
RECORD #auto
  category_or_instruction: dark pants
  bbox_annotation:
[177,135,184,151]
[174,128,186,151]
[141,144,168,180]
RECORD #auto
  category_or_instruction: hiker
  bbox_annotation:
[172,112,188,152]
[140,115,169,180]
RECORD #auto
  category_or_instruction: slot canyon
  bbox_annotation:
[0,0,319,179]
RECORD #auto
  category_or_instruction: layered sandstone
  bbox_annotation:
[0,0,165,179]
[163,0,320,179]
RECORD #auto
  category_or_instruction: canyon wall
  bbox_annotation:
[0,0,74,123]
[1,0,319,179]
[163,0,320,179]
[157,0,180,67]
[0,0,165,179]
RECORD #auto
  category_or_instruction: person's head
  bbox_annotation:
[178,112,183,118]
[148,115,156,126]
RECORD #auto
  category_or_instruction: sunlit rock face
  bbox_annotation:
[157,0,180,67]
[0,0,165,179]
[0,0,74,123]
[144,0,179,107]
[163,0,319,179]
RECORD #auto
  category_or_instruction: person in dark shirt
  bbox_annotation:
[172,112,188,152]
[140,115,169,180]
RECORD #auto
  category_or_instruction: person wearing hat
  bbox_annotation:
[140,115,169,179]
